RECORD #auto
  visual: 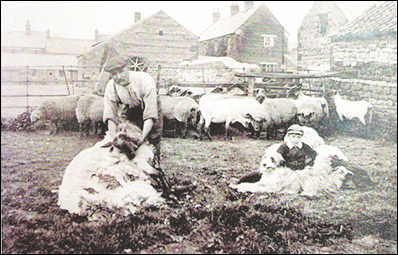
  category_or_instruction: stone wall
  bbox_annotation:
[324,77,397,141]
[331,36,397,82]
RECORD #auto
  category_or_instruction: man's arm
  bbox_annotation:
[141,118,154,142]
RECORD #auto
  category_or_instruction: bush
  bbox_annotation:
[1,111,33,132]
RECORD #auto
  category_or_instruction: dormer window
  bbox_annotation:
[262,34,276,47]
[158,30,164,36]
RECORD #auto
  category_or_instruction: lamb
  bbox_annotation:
[30,95,80,134]
[58,121,165,219]
[197,95,260,140]
[160,95,199,138]
[75,94,106,137]
[332,92,372,125]
[245,98,297,140]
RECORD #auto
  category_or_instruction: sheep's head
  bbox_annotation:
[101,122,143,159]
[297,109,317,126]
[167,85,181,96]
[259,152,284,173]
[30,109,43,124]
[245,113,265,132]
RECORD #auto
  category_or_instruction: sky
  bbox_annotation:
[1,1,380,48]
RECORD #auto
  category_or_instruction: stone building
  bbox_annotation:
[1,20,98,83]
[77,10,199,93]
[297,1,347,72]
[327,1,397,140]
[199,1,288,72]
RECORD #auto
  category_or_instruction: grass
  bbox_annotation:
[1,130,397,254]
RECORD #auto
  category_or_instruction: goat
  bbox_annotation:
[333,92,372,125]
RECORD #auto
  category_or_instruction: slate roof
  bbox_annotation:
[86,10,198,54]
[331,1,397,40]
[1,30,96,54]
[1,53,78,68]
[199,3,285,42]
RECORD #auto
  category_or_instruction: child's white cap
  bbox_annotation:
[287,124,304,136]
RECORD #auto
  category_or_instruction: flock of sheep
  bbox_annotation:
[29,84,373,141]
[29,84,374,217]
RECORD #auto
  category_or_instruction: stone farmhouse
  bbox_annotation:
[77,10,199,87]
[1,20,101,83]
[199,1,288,73]
[297,1,347,72]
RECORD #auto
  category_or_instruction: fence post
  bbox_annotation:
[156,65,161,91]
[26,65,29,112]
[62,66,71,95]
[201,68,206,93]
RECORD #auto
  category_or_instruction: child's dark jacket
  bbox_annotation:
[277,142,317,170]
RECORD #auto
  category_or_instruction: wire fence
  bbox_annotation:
[1,64,335,118]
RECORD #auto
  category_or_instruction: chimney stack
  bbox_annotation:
[95,27,99,40]
[230,2,239,16]
[212,8,220,23]
[244,1,254,11]
[134,12,141,23]
[26,20,31,36]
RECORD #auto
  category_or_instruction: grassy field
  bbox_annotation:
[1,130,397,254]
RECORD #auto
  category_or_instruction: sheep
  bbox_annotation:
[230,144,352,196]
[160,95,199,138]
[253,88,266,103]
[75,94,106,137]
[245,98,297,140]
[332,92,372,125]
[291,92,328,128]
[197,95,260,140]
[30,95,80,134]
[166,85,193,97]
[58,121,165,218]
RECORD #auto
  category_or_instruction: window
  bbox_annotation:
[59,70,64,77]
[260,63,277,73]
[158,30,164,36]
[319,14,328,35]
[262,34,276,47]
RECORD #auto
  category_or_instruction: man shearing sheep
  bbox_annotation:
[102,56,163,168]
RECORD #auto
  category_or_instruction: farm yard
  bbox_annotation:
[1,128,397,254]
[2,1,397,254]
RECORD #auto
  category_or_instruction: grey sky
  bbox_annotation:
[1,1,380,47]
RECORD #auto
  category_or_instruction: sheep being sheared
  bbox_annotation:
[58,121,165,220]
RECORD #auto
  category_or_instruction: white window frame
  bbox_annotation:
[260,62,277,73]
[262,34,276,48]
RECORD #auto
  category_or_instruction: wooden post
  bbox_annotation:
[156,65,161,91]
[248,77,255,96]
[202,68,206,94]
[62,66,71,95]
[26,65,29,112]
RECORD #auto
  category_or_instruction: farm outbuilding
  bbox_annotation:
[77,10,199,93]
[1,20,98,83]
[199,1,288,73]
[297,1,348,72]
